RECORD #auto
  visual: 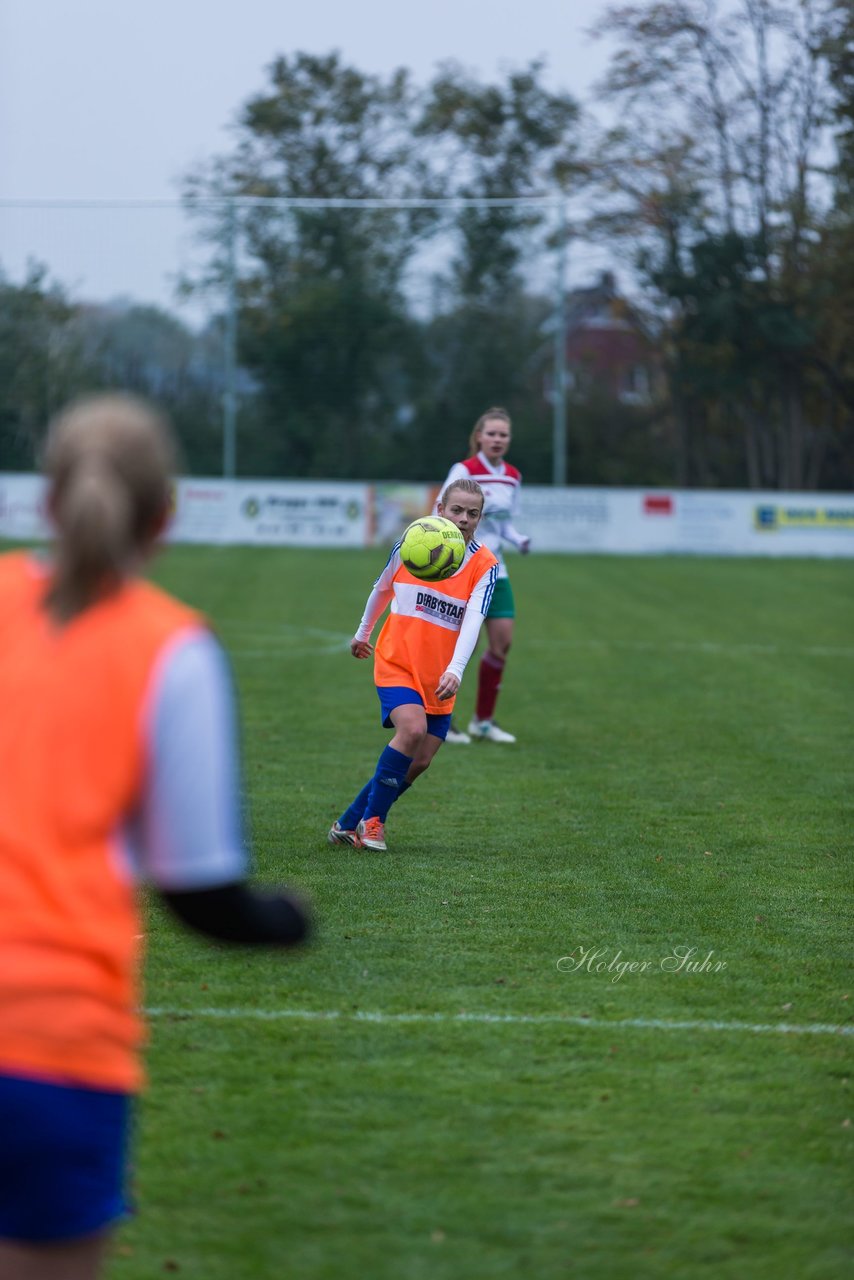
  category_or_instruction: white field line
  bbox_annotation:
[217,623,351,659]
[145,1007,853,1037]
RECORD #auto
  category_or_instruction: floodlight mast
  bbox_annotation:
[223,199,238,480]
[552,202,569,488]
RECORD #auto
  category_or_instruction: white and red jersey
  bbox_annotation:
[436,453,528,580]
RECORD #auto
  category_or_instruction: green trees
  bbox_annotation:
[413,63,578,474]
[1,13,851,488]
[0,266,90,470]
[183,54,434,478]
[588,0,853,487]
[0,275,225,473]
[181,53,579,480]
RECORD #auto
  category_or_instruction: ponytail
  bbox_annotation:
[44,394,176,621]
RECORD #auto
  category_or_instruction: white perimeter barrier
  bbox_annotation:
[1,473,852,557]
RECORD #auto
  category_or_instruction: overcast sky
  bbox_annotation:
[0,0,616,311]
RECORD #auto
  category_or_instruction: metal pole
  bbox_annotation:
[223,199,238,479]
[552,203,569,486]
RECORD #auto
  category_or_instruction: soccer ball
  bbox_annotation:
[400,516,465,582]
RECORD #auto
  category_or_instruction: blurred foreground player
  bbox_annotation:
[0,394,310,1280]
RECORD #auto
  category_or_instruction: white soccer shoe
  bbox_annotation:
[328,821,362,847]
[468,718,517,744]
[445,723,472,744]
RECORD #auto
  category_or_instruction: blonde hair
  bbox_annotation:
[468,406,511,457]
[44,393,176,621]
[440,477,484,509]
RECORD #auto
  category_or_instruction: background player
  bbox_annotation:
[436,406,530,744]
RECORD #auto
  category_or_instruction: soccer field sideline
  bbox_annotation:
[146,1006,854,1037]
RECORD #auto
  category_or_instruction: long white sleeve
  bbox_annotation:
[129,631,249,891]
[444,561,498,681]
[497,515,529,551]
[353,544,400,642]
[492,465,528,549]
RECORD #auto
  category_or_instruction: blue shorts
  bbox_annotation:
[376,686,451,741]
[0,1072,132,1243]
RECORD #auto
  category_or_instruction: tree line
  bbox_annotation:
[1,0,851,490]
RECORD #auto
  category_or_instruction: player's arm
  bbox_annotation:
[435,562,500,698]
[498,481,530,553]
[161,882,308,944]
[134,630,310,946]
[351,544,399,655]
[499,521,531,554]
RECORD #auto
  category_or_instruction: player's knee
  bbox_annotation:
[395,727,426,756]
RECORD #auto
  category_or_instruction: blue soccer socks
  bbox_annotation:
[363,745,414,822]
[337,753,414,833]
[338,781,373,833]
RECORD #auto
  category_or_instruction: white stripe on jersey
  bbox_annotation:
[374,540,403,585]
[480,563,499,615]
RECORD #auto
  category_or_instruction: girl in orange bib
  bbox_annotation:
[0,395,309,1280]
[329,480,498,853]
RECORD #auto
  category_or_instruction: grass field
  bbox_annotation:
[108,547,851,1279]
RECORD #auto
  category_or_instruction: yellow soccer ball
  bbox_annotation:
[400,516,465,582]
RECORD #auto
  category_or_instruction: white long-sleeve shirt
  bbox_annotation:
[436,453,528,580]
[124,632,249,890]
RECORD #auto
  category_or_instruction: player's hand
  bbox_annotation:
[519,537,531,555]
[435,670,460,701]
[350,638,373,659]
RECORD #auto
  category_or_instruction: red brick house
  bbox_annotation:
[560,271,663,406]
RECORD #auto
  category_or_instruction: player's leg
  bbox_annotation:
[469,596,517,742]
[406,726,446,782]
[0,1234,110,1280]
[329,771,374,845]
[356,702,428,851]
[330,689,423,847]
[0,1075,129,1280]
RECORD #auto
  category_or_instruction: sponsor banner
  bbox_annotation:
[516,487,612,551]
[169,480,369,547]
[369,483,435,546]
[1,473,852,556]
[753,503,854,532]
[0,475,372,548]
[518,488,854,557]
[0,474,51,540]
